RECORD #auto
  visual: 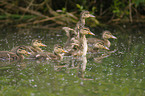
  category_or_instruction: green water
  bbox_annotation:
[0,26,145,96]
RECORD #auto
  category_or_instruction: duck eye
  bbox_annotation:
[58,46,62,49]
[19,47,24,50]
[17,49,22,51]
[58,45,63,48]
[83,28,87,31]
[85,28,89,30]
[106,33,109,35]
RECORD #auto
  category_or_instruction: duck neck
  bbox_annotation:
[64,37,71,48]
[80,17,85,26]
[54,52,63,60]
[103,39,111,48]
[17,54,24,62]
[20,55,24,61]
[81,35,87,56]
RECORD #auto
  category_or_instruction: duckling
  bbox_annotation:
[64,27,95,56]
[87,30,117,48]
[11,39,47,54]
[75,11,95,38]
[33,44,67,61]
[62,27,77,38]
[0,46,30,62]
[75,11,95,30]
[62,27,77,50]
[93,41,110,50]
[27,39,47,53]
[79,27,95,56]
[88,41,110,53]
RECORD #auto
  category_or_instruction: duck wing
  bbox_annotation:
[87,38,103,44]
[35,52,58,60]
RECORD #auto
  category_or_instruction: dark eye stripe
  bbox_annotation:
[56,46,62,49]
[106,33,110,35]
[83,28,89,31]
[58,47,61,48]
[18,46,25,50]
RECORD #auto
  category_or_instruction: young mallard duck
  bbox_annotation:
[62,27,77,38]
[26,39,47,53]
[64,27,95,56]
[32,44,67,61]
[75,11,95,38]
[0,46,30,62]
[75,11,95,30]
[62,27,77,50]
[93,41,110,50]
[11,39,47,54]
[88,41,110,53]
[87,30,117,48]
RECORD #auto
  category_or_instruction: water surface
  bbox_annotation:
[0,25,144,96]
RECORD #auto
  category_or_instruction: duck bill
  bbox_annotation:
[89,14,95,18]
[62,50,67,53]
[103,46,110,50]
[110,35,117,39]
[39,43,47,47]
[23,51,31,56]
[88,31,95,36]
[26,51,31,56]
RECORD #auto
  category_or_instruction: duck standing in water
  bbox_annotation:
[0,46,30,63]
[31,44,67,61]
[87,30,117,52]
[79,28,95,56]
[11,39,47,54]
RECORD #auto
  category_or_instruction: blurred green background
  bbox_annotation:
[0,0,145,28]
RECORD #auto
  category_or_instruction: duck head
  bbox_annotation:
[16,46,31,56]
[62,27,74,32]
[94,41,110,50]
[54,44,67,54]
[80,28,95,35]
[32,39,47,47]
[102,31,117,40]
[81,11,95,19]
[62,27,77,37]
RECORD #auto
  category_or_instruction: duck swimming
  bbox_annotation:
[88,41,110,53]
[87,30,117,49]
[31,44,67,61]
[0,46,30,62]
[11,39,47,54]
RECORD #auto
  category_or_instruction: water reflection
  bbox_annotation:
[93,49,117,63]
[54,56,88,79]
[53,49,117,80]
[77,56,88,79]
